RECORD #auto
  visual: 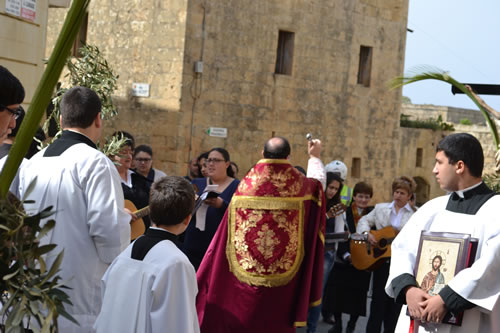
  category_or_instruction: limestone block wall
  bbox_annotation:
[45,0,409,191]
[180,0,409,201]
[45,0,189,175]
[398,127,448,204]
[402,103,486,125]
[1,0,49,106]
[399,104,499,205]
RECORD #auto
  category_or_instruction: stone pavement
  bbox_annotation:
[296,312,369,333]
[296,296,371,333]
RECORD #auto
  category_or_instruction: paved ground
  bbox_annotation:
[296,294,372,333]
[296,310,369,333]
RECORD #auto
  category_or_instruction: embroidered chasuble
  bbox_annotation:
[386,182,500,333]
[196,159,326,333]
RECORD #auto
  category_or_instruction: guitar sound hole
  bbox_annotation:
[378,239,387,248]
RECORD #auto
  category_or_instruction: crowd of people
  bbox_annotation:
[1,65,500,333]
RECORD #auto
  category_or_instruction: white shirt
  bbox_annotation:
[390,201,414,230]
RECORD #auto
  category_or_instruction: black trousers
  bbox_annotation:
[366,262,402,333]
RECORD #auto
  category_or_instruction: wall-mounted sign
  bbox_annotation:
[5,0,22,17]
[131,83,150,97]
[207,127,227,138]
[21,0,36,21]
[5,0,36,22]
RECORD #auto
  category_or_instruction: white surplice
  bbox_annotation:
[386,195,500,333]
[95,239,200,333]
[0,155,24,198]
[19,142,131,332]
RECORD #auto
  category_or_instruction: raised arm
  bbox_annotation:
[306,139,326,190]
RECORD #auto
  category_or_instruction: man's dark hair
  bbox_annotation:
[353,181,373,198]
[134,144,153,158]
[149,176,195,226]
[0,66,25,107]
[436,133,483,178]
[263,136,291,159]
[60,86,101,129]
[9,106,25,138]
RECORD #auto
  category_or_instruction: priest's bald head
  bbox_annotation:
[433,133,484,192]
[263,136,291,159]
[59,86,102,143]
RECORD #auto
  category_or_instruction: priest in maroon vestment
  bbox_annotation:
[196,137,326,333]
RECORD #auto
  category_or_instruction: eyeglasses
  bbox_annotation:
[206,158,225,164]
[1,105,22,120]
[134,158,152,163]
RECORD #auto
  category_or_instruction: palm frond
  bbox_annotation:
[391,65,500,148]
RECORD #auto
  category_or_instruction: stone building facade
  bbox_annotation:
[45,0,410,203]
[399,103,499,206]
[1,0,55,105]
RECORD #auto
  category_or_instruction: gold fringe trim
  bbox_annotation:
[318,230,325,245]
[226,200,305,287]
[257,158,291,165]
[310,298,322,307]
[233,195,316,210]
[294,321,306,327]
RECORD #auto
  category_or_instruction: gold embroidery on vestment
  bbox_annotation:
[226,196,305,287]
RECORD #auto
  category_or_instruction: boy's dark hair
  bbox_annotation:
[60,86,101,129]
[353,181,373,198]
[0,66,25,107]
[134,144,153,157]
[263,136,290,159]
[437,133,484,178]
[149,176,195,226]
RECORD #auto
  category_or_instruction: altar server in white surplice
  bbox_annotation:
[19,87,131,332]
[95,176,199,333]
[386,133,500,333]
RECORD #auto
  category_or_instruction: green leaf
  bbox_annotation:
[42,251,64,284]
[36,220,56,241]
[3,268,20,281]
[21,177,38,203]
[34,244,57,257]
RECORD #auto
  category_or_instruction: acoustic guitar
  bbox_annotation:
[350,226,397,271]
[124,200,150,241]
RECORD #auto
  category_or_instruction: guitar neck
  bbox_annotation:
[134,206,150,219]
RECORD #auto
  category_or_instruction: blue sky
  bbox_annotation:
[403,0,500,112]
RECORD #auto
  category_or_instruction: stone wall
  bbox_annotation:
[45,0,409,203]
[402,103,487,125]
[399,104,499,205]
[1,0,49,105]
[179,0,409,203]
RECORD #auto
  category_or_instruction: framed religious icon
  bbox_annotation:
[412,231,478,326]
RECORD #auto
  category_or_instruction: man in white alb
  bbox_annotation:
[19,86,131,332]
[386,133,500,333]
